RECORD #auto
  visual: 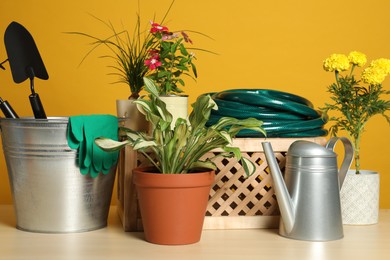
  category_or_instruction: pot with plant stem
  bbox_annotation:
[321,51,390,225]
[133,167,214,245]
[340,170,380,225]
[67,14,153,130]
[69,11,209,127]
[95,77,266,244]
[68,4,214,231]
[143,20,204,124]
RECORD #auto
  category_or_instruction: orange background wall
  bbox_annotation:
[0,0,389,207]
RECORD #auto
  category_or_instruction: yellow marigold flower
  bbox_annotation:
[323,54,350,72]
[370,58,390,75]
[348,51,367,67]
[361,66,387,85]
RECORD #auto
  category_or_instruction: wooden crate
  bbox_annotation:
[116,137,327,231]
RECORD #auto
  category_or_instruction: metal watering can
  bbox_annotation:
[262,137,354,241]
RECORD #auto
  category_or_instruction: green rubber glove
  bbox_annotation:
[67,116,86,170]
[84,115,119,177]
[67,115,119,178]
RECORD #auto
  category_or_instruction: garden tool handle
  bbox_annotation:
[0,97,19,118]
[29,93,47,119]
[326,137,354,188]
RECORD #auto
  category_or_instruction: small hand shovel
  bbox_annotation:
[4,21,48,119]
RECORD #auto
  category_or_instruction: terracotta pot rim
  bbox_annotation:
[133,167,215,188]
[133,166,214,174]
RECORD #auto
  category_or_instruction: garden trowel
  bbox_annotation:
[4,21,48,119]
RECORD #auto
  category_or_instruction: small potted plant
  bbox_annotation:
[66,14,155,131]
[321,51,390,224]
[145,21,197,96]
[67,0,209,126]
[142,20,213,124]
[95,77,266,245]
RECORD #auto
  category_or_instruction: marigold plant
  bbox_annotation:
[321,51,390,173]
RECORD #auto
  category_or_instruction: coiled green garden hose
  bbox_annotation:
[205,89,328,137]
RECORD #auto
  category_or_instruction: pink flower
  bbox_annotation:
[161,33,179,41]
[150,21,169,34]
[145,55,162,70]
[181,31,193,44]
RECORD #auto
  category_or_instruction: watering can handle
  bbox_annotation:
[325,137,354,188]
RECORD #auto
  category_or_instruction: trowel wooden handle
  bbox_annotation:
[29,93,47,119]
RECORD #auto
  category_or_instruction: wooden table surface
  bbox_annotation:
[1,205,389,260]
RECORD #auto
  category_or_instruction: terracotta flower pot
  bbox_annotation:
[133,167,215,245]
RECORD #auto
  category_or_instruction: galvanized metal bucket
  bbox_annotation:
[0,117,116,233]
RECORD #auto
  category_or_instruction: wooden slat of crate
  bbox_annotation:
[116,145,139,231]
[116,137,326,231]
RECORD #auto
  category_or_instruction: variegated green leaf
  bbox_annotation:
[241,157,257,177]
[189,161,217,171]
[189,94,217,130]
[212,116,238,130]
[217,130,233,144]
[133,139,157,150]
[94,137,130,151]
[143,77,160,98]
[94,77,266,175]
[126,131,141,141]
[173,119,188,148]
[223,146,242,160]
[134,99,152,115]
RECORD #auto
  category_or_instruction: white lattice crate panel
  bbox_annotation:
[116,137,327,231]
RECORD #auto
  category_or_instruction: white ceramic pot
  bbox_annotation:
[116,99,148,131]
[340,170,380,225]
[159,95,188,125]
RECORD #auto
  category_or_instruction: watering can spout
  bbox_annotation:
[262,142,295,234]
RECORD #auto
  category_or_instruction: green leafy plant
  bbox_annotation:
[95,77,266,175]
[321,51,390,173]
[66,14,155,99]
[66,1,177,99]
[66,0,212,99]
[144,22,199,95]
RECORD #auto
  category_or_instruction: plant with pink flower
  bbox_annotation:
[68,0,211,98]
[145,21,198,95]
[144,51,162,70]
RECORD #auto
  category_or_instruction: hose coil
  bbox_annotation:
[205,89,328,137]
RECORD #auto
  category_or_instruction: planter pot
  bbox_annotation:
[159,95,188,125]
[340,170,380,225]
[133,167,215,245]
[0,117,116,233]
[116,99,148,131]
